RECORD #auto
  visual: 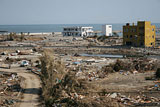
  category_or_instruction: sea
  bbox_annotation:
[0,23,160,35]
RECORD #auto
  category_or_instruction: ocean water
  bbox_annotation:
[0,23,160,34]
[0,24,123,33]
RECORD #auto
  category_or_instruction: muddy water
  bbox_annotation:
[80,54,160,59]
[80,54,123,58]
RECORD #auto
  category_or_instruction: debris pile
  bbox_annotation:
[65,57,158,82]
[145,80,160,91]
[73,58,157,81]
[0,71,22,106]
[101,58,157,73]
[107,93,160,106]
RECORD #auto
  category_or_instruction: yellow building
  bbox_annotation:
[123,21,156,47]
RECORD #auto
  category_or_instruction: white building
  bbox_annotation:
[102,25,112,36]
[63,26,93,37]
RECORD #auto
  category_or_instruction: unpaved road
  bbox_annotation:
[1,67,41,107]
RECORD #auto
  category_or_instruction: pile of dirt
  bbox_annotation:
[101,58,158,73]
[97,36,108,42]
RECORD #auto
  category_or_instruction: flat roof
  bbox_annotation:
[63,26,93,28]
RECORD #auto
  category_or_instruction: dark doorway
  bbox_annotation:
[126,42,132,46]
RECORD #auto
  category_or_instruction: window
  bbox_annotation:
[76,33,78,35]
[126,42,132,46]
[139,27,144,30]
[152,35,154,38]
[139,33,144,36]
[152,28,154,31]
[124,28,129,32]
[132,28,136,32]
[141,42,144,46]
[126,35,128,38]
[109,26,112,28]
[126,28,129,32]
[131,29,134,32]
[130,35,133,38]
[151,43,153,45]
[139,27,144,34]
[131,29,133,32]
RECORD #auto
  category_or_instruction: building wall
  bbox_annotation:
[137,21,145,46]
[123,21,156,47]
[144,22,156,47]
[123,25,137,46]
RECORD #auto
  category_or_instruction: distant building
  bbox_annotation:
[123,21,156,47]
[62,26,93,37]
[102,25,112,36]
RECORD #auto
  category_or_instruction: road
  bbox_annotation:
[1,66,41,107]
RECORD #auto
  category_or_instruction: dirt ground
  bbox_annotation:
[96,72,155,91]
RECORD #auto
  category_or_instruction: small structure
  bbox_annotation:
[102,25,112,36]
[62,26,93,37]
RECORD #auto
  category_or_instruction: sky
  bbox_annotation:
[0,0,160,25]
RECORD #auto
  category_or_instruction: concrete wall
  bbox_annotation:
[144,22,156,47]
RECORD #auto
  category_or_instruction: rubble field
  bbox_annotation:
[38,50,160,107]
[0,49,42,107]
[0,34,160,106]
[0,71,24,107]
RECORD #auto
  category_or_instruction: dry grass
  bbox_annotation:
[40,49,124,107]
[24,36,44,41]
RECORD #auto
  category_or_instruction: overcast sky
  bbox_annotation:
[0,0,160,25]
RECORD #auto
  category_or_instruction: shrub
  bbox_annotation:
[40,49,89,106]
[113,59,124,72]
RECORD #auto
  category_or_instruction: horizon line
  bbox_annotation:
[0,22,160,26]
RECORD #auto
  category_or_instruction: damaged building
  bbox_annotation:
[123,21,156,47]
[62,26,93,37]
